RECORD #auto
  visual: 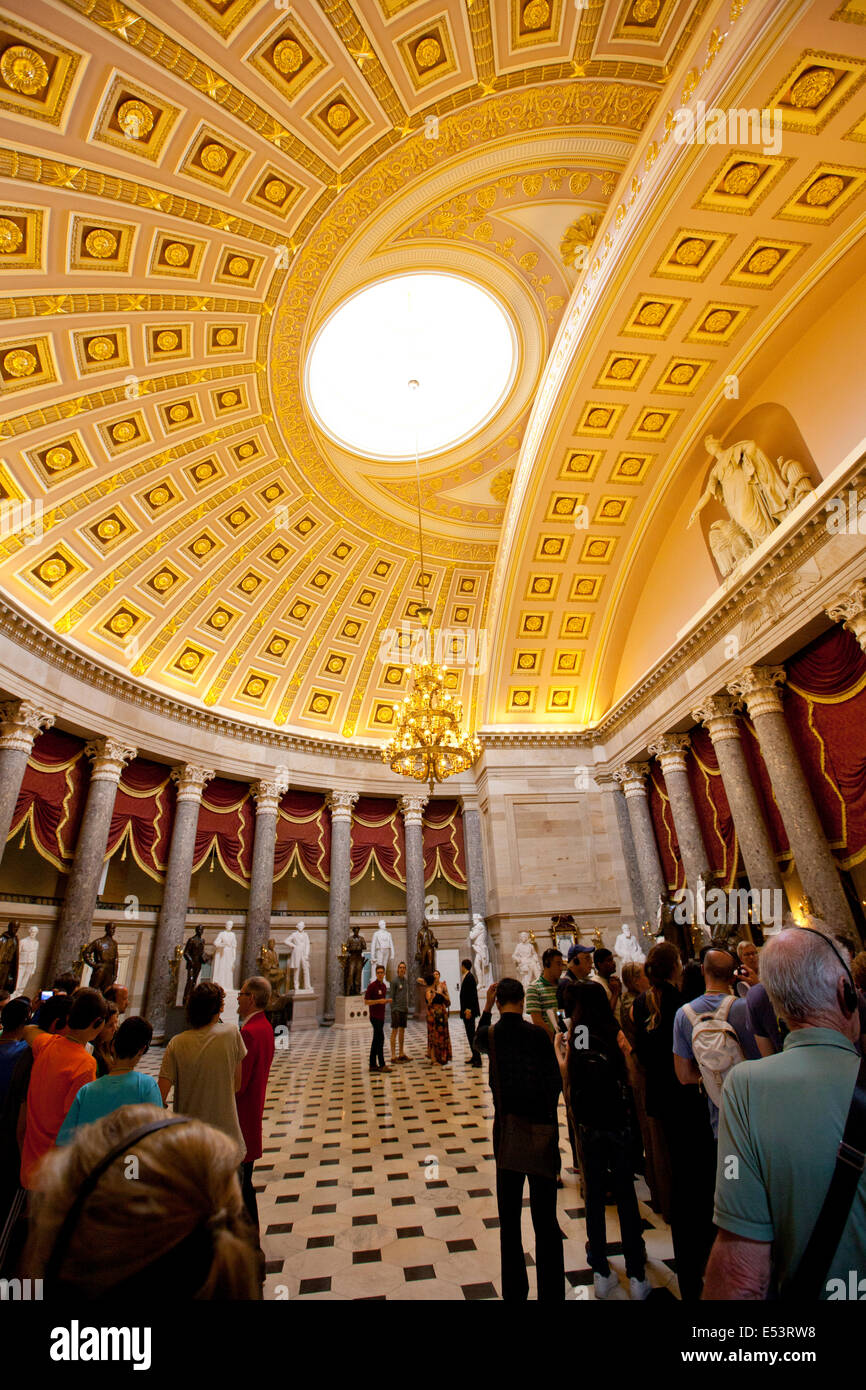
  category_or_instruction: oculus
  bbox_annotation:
[306,273,516,459]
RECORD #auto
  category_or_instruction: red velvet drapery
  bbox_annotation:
[688,727,740,888]
[350,797,405,886]
[9,729,89,871]
[784,627,866,868]
[422,799,467,887]
[648,767,685,892]
[191,777,253,884]
[274,790,330,885]
[104,758,176,882]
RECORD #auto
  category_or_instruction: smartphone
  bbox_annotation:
[40,990,52,1001]
[556,1009,568,1033]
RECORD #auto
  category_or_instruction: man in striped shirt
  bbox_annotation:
[526,949,565,1041]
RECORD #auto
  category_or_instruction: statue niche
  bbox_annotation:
[687,420,817,580]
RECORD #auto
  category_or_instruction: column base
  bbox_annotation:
[333,995,369,1029]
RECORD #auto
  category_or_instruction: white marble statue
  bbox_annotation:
[688,435,812,550]
[614,924,645,975]
[708,518,752,577]
[283,920,312,992]
[212,920,237,992]
[470,913,492,990]
[511,931,541,992]
[14,925,39,998]
[370,919,395,977]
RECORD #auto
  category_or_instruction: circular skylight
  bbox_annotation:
[305,273,517,460]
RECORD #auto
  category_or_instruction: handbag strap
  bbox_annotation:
[785,1052,866,1300]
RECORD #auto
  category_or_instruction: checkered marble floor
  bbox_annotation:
[145,1020,679,1301]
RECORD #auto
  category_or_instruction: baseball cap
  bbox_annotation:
[567,943,593,961]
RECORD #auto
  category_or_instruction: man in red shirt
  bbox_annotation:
[237,975,275,1234]
[365,965,390,1074]
[20,987,108,1189]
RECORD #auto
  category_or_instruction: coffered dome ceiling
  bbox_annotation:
[0,0,864,746]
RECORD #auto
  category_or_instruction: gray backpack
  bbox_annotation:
[683,995,745,1106]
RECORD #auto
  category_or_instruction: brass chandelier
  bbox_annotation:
[382,379,481,793]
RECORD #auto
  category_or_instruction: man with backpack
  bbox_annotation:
[672,943,760,1138]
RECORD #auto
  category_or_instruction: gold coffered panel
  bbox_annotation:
[0,19,80,126]
[90,75,179,163]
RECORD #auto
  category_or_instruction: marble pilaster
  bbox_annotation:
[401,794,428,1009]
[727,666,856,936]
[647,733,711,890]
[242,767,290,981]
[612,762,667,925]
[47,737,137,983]
[323,790,358,1023]
[691,695,785,909]
[462,805,488,923]
[0,701,54,870]
[826,582,866,652]
[144,763,214,1037]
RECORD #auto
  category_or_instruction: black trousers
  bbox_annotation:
[240,1161,259,1234]
[496,1165,565,1301]
[463,1016,481,1065]
[579,1124,646,1280]
[659,1107,716,1300]
[369,1017,385,1069]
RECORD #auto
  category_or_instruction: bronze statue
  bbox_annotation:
[0,921,19,993]
[655,892,692,962]
[415,921,438,978]
[182,924,208,1006]
[82,922,118,992]
[342,925,366,996]
[168,944,183,996]
[258,938,285,996]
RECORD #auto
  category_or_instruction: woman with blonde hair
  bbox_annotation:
[25,1103,261,1299]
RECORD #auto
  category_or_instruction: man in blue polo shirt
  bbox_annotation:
[705,927,866,1298]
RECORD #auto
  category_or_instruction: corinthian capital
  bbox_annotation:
[647,733,691,774]
[826,581,866,653]
[0,700,54,753]
[727,665,786,718]
[253,766,290,815]
[691,694,742,743]
[327,789,359,822]
[171,764,215,804]
[612,762,651,798]
[85,737,137,783]
[400,793,428,826]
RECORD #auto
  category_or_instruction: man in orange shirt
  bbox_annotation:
[20,987,108,1189]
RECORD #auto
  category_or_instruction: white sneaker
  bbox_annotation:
[593,1270,619,1299]
[629,1276,651,1300]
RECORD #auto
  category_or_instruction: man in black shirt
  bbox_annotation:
[459,959,481,1067]
[476,977,565,1301]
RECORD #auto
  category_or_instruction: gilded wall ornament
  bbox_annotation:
[0,218,23,253]
[326,102,352,132]
[273,39,303,75]
[199,142,229,172]
[264,178,287,203]
[85,336,116,361]
[789,66,837,109]
[84,228,118,259]
[156,330,179,350]
[722,162,761,195]
[1,45,49,95]
[163,242,190,266]
[4,349,37,377]
[117,99,155,140]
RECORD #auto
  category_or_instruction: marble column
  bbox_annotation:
[605,780,646,927]
[144,763,214,1037]
[462,803,488,923]
[612,762,666,926]
[826,581,866,651]
[323,790,358,1023]
[242,767,290,981]
[46,737,137,983]
[0,700,54,869]
[727,666,856,936]
[691,695,785,909]
[647,733,711,890]
[401,794,428,1004]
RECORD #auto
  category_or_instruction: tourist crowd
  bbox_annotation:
[0,969,276,1298]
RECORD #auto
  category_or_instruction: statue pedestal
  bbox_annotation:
[290,990,318,1029]
[163,1005,186,1044]
[221,988,239,1028]
[333,995,369,1030]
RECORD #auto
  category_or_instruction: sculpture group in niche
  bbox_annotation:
[688,434,815,578]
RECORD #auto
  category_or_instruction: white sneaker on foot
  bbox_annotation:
[593,1270,619,1299]
[629,1276,651,1300]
